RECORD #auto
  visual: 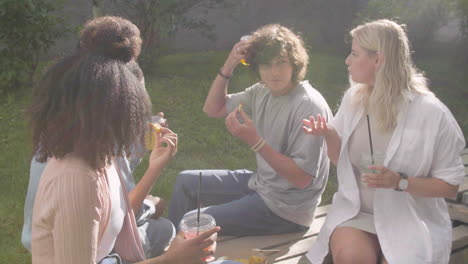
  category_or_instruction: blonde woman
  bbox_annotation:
[303,19,465,263]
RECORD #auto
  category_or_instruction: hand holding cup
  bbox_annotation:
[223,35,252,72]
[179,213,219,262]
[164,226,220,264]
[359,153,399,188]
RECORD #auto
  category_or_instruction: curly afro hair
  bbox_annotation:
[29,16,151,170]
[80,16,142,63]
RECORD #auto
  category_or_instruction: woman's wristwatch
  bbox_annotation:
[395,172,409,191]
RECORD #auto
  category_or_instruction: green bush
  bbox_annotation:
[0,0,66,94]
[454,0,468,65]
[355,0,452,53]
[105,0,234,66]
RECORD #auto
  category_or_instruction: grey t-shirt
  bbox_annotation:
[226,80,332,226]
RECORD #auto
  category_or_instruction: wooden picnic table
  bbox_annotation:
[216,148,468,263]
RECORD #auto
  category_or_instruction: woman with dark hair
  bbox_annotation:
[22,16,176,258]
[29,16,221,264]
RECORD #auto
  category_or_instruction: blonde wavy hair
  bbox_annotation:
[350,19,432,131]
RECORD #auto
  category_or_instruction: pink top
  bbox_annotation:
[31,153,145,264]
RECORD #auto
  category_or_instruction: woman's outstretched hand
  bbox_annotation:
[302,114,342,166]
[302,114,330,137]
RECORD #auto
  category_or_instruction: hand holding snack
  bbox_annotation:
[147,126,178,171]
[145,123,162,151]
[145,115,166,150]
[225,103,259,147]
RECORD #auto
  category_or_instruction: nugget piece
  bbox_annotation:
[145,123,162,150]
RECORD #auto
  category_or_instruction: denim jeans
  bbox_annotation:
[98,253,121,264]
[168,169,307,237]
[138,217,175,258]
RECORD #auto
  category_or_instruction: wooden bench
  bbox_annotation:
[217,148,468,263]
[447,147,468,263]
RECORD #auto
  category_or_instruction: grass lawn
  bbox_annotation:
[0,50,466,263]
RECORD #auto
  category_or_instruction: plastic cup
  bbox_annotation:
[239,35,252,66]
[240,35,252,41]
[179,212,217,262]
[144,115,166,150]
[360,152,385,174]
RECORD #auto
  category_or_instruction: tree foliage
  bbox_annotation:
[105,0,232,65]
[355,0,452,52]
[453,0,468,63]
[0,0,66,93]
[296,0,368,53]
[459,0,468,37]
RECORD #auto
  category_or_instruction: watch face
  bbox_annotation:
[399,179,409,190]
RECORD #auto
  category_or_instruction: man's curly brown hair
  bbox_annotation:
[245,24,309,86]
[29,16,151,170]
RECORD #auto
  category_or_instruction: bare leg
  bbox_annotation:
[330,227,381,264]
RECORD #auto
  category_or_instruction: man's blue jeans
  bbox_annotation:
[168,169,307,236]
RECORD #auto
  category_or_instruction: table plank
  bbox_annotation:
[216,215,327,261]
[446,177,468,204]
[449,249,468,264]
[461,148,468,156]
[457,177,468,205]
[448,202,468,223]
[270,235,318,263]
[452,225,468,251]
[217,205,330,244]
[273,252,333,264]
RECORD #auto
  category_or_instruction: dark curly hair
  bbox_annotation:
[29,16,151,170]
[245,24,309,86]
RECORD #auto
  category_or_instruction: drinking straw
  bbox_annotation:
[197,171,202,235]
[366,115,375,165]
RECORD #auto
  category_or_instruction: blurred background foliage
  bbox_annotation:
[0,0,68,94]
[1,0,468,93]
[103,0,236,64]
